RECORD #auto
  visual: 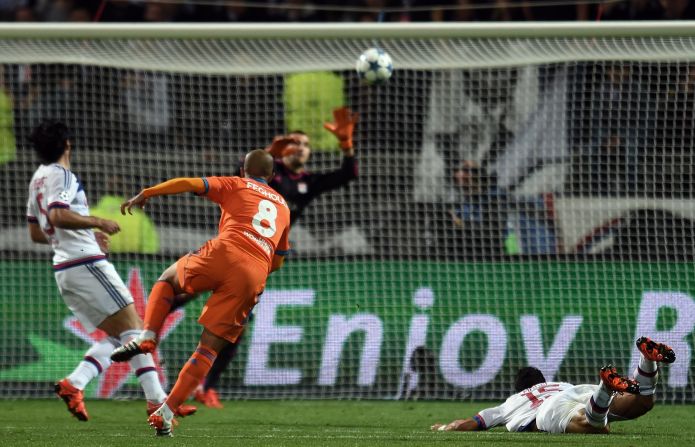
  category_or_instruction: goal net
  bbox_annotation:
[0,23,693,403]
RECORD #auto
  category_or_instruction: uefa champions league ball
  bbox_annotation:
[355,47,393,85]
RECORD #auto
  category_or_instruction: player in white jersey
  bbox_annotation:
[25,120,195,421]
[432,337,675,435]
[432,367,573,432]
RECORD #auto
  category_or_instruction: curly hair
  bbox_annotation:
[29,120,73,164]
[514,366,547,392]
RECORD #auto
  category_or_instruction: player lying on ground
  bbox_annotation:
[110,149,291,436]
[25,120,195,421]
[432,337,675,434]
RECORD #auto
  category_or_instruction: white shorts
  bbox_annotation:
[54,260,134,333]
[536,384,598,433]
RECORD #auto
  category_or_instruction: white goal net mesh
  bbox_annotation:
[0,24,693,402]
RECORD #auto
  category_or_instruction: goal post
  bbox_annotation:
[1,22,695,72]
[0,22,694,403]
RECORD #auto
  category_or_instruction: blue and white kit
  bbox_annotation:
[26,163,133,332]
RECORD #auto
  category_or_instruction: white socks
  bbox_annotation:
[140,329,157,341]
[157,403,175,421]
[67,338,117,390]
[584,382,614,428]
[66,330,167,403]
[120,329,167,403]
[634,354,658,396]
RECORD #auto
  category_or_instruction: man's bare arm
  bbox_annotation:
[49,208,120,235]
[28,223,48,244]
[431,418,482,432]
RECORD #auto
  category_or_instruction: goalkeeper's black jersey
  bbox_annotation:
[270,156,358,225]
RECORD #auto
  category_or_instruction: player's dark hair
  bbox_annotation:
[288,130,307,136]
[514,367,546,392]
[29,119,73,164]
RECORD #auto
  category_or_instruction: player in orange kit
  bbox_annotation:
[110,149,290,436]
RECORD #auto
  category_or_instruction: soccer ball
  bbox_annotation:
[355,47,393,85]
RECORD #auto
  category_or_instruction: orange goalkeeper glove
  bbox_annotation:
[265,135,301,158]
[323,106,359,150]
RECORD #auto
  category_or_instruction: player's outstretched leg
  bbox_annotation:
[110,332,158,362]
[583,365,639,429]
[634,336,675,393]
[148,329,226,436]
[116,328,197,418]
[111,264,185,363]
[100,303,197,418]
[54,338,117,421]
[566,365,640,433]
[110,281,173,362]
[609,337,676,421]
[194,337,242,409]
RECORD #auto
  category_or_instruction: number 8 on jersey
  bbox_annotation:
[252,199,278,237]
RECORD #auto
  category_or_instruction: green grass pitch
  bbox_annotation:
[1,400,693,446]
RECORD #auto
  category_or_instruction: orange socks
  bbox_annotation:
[165,344,218,411]
[144,281,175,335]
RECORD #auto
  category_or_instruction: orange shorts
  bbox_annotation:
[176,239,268,343]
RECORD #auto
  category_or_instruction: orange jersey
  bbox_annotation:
[202,176,290,269]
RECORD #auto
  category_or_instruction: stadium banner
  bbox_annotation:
[1,259,693,402]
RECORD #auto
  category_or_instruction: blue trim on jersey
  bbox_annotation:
[87,264,127,308]
[53,255,107,271]
[27,216,38,223]
[86,264,128,308]
[250,176,268,184]
[54,164,69,190]
[274,249,290,256]
[473,414,486,430]
[47,202,70,210]
[201,177,209,195]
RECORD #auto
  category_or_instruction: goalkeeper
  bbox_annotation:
[266,105,359,224]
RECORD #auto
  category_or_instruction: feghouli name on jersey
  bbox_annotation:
[246,181,287,207]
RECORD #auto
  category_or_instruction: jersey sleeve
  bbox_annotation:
[203,176,239,204]
[306,155,358,196]
[476,404,506,429]
[45,167,77,210]
[26,196,38,223]
[275,225,290,256]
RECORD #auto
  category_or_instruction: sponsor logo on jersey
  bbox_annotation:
[33,176,47,190]
[58,190,71,202]
[243,230,272,255]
